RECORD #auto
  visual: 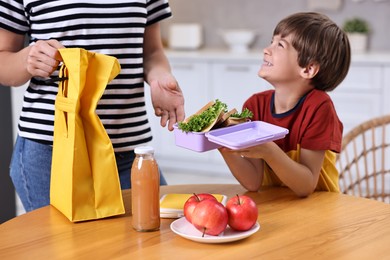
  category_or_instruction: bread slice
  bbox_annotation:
[215,108,238,127]
[222,117,248,127]
[182,100,225,132]
[201,108,224,132]
[183,101,215,123]
[217,108,248,127]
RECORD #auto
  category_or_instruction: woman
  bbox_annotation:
[0,0,185,212]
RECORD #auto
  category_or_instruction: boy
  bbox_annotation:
[219,12,351,197]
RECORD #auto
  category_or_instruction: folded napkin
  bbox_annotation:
[160,193,227,218]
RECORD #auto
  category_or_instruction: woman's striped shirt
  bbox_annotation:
[0,0,172,152]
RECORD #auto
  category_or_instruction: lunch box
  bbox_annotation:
[173,121,289,152]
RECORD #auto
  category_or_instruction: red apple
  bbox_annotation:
[226,194,258,231]
[191,200,228,237]
[183,193,217,223]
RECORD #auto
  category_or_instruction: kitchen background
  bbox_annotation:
[149,0,390,183]
[2,0,390,220]
[163,0,390,51]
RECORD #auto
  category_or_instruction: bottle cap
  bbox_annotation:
[134,146,155,155]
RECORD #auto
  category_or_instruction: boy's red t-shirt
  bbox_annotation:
[243,89,343,192]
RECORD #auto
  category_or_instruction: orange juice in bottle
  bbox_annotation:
[131,146,160,231]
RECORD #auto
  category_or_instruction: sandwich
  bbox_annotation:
[217,108,253,127]
[178,99,227,132]
[178,100,253,132]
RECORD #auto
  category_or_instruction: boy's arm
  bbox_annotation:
[260,143,324,197]
[219,149,264,191]
[222,142,324,197]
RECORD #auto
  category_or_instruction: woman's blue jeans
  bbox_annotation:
[10,135,167,212]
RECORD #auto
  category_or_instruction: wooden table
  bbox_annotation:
[1,184,389,259]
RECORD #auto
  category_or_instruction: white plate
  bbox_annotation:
[170,217,260,244]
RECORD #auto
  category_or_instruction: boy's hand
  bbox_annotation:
[221,142,274,159]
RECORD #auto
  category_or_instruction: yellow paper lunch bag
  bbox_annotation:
[50,48,125,222]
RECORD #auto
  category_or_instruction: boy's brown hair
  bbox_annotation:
[274,12,351,91]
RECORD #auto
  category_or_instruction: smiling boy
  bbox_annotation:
[219,12,351,197]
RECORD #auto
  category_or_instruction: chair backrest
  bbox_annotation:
[337,114,390,203]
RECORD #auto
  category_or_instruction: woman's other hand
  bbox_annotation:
[150,75,185,131]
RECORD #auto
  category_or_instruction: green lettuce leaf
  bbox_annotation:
[178,99,227,132]
[230,108,253,119]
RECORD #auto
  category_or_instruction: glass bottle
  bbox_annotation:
[131,146,160,232]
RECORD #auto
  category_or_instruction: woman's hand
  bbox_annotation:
[26,39,64,78]
[143,22,185,131]
[0,31,64,86]
[150,74,185,131]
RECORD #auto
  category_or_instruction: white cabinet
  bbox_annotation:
[329,63,386,133]
[170,61,210,114]
[147,50,390,176]
[211,62,272,111]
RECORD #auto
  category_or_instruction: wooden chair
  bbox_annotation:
[337,114,390,203]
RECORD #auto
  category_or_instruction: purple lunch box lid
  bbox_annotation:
[205,121,289,150]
